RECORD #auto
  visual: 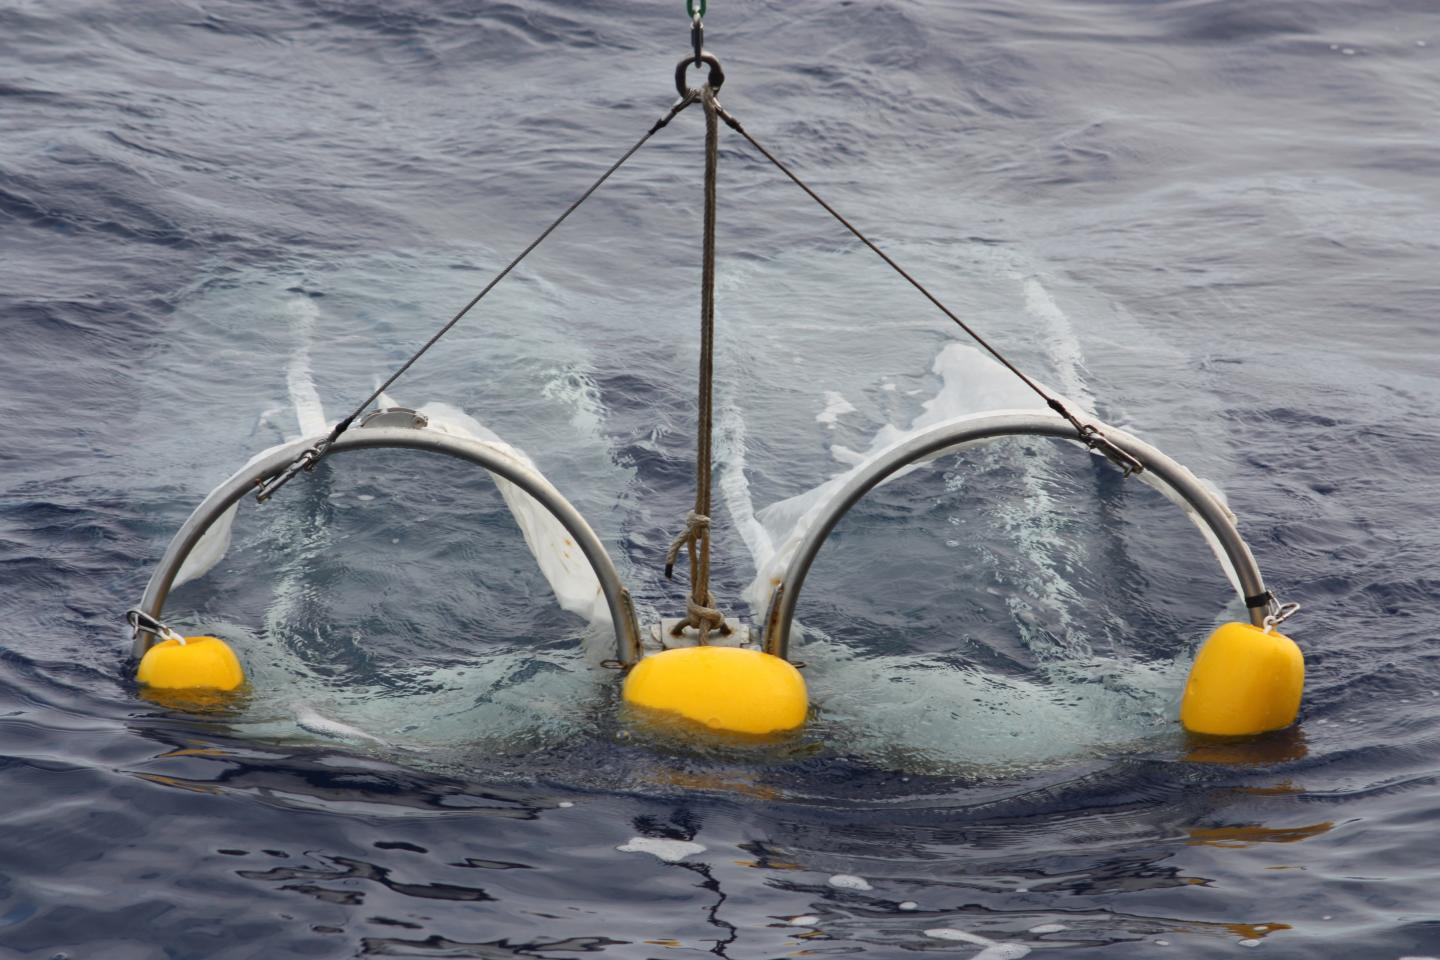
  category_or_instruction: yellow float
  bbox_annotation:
[1180,621,1303,736]
[623,645,807,735]
[136,634,245,692]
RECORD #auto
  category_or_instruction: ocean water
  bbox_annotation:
[3,0,1439,956]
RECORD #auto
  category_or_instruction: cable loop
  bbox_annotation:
[1263,600,1301,634]
[126,608,185,645]
[686,0,706,17]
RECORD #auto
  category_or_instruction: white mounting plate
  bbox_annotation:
[646,618,757,653]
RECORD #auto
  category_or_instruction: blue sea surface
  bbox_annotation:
[3,0,1440,957]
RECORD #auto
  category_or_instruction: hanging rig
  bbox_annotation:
[128,5,1306,740]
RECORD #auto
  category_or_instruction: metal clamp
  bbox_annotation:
[254,441,328,503]
[675,52,724,98]
[1077,423,1145,477]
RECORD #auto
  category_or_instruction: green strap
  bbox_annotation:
[687,0,706,17]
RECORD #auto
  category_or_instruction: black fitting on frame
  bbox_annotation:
[1244,590,1274,609]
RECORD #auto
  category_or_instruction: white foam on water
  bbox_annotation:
[828,874,873,891]
[715,395,775,574]
[617,837,706,862]
[803,630,1184,767]
[785,916,820,926]
[741,341,1051,615]
[295,705,386,744]
[231,619,609,754]
[1023,276,1097,419]
[284,296,329,438]
[1024,280,1242,589]
[176,294,331,589]
[925,928,1032,959]
[541,363,607,442]
[925,928,994,944]
[983,276,1103,662]
[816,390,857,427]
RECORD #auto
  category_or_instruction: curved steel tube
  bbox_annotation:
[132,426,644,664]
[761,411,1268,660]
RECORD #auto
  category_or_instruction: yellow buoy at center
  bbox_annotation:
[622,646,808,735]
[137,635,245,692]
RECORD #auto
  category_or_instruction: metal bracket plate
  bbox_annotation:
[359,407,429,430]
[645,618,757,654]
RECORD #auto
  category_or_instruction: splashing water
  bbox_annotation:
[165,270,1238,773]
[163,289,621,751]
[733,340,1055,615]
[709,290,1234,768]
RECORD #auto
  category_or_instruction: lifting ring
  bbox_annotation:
[675,52,725,98]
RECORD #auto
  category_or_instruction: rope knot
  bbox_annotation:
[683,591,727,634]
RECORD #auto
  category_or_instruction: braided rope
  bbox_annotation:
[665,85,730,643]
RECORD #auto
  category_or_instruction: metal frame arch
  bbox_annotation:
[760,410,1269,660]
[132,425,644,665]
